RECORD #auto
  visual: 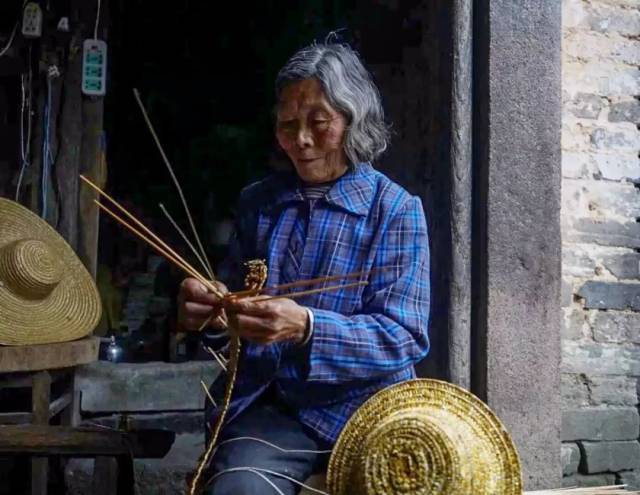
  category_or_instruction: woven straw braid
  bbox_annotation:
[0,239,64,298]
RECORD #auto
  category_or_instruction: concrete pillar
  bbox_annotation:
[471,1,562,489]
[449,0,473,390]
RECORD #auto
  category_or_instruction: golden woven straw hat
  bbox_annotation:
[0,198,101,345]
[327,378,523,495]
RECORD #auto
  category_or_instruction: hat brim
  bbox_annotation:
[0,199,101,345]
[327,378,522,495]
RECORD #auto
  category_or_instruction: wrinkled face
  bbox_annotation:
[275,78,349,184]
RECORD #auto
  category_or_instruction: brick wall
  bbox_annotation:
[561,0,640,488]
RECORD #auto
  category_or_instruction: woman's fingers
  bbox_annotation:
[224,297,274,316]
[183,313,227,331]
[182,317,205,331]
[188,287,224,306]
[235,313,271,333]
[233,314,297,345]
[178,278,228,331]
[224,297,305,344]
[233,314,276,343]
[181,278,227,305]
[185,301,219,317]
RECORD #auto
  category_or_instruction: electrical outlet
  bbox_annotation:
[84,65,102,78]
[81,39,107,96]
[22,2,43,38]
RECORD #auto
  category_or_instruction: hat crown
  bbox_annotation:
[0,239,64,299]
[359,409,482,495]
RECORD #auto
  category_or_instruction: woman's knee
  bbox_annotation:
[204,470,285,495]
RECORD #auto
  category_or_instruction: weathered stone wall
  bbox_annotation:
[561,0,640,488]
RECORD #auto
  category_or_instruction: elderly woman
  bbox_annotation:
[177,42,430,494]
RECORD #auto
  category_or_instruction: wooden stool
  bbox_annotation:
[0,338,99,495]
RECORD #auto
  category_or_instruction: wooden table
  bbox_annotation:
[0,338,99,495]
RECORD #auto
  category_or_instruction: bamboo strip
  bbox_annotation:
[159,202,213,284]
[253,281,369,302]
[200,380,216,408]
[93,200,214,293]
[80,174,222,298]
[204,346,228,372]
[228,267,388,298]
[132,88,215,281]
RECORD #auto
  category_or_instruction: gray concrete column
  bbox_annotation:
[449,0,473,390]
[471,1,562,489]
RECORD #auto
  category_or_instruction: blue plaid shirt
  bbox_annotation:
[207,162,430,444]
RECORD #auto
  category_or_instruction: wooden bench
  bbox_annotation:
[0,424,175,495]
[0,338,173,495]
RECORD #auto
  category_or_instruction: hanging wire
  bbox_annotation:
[16,75,28,200]
[0,23,18,58]
[94,0,101,39]
[40,65,60,217]
[16,45,33,201]
[0,0,28,58]
[41,78,52,217]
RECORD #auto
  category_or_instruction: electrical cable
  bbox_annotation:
[0,23,18,58]
[41,65,59,217]
[15,45,32,201]
[16,74,27,200]
[94,0,101,39]
[0,0,28,58]
[41,77,52,217]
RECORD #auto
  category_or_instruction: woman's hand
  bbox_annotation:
[177,278,228,331]
[224,296,308,345]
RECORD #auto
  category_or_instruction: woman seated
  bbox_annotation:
[177,41,431,495]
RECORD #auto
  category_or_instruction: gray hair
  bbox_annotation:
[275,43,390,165]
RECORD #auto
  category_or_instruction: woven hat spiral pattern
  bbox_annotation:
[327,378,523,495]
[0,198,101,345]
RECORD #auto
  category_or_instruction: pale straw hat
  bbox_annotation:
[327,378,523,495]
[0,198,101,345]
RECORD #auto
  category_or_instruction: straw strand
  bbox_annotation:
[93,200,214,293]
[254,281,368,302]
[160,202,214,281]
[80,174,223,298]
[229,267,387,298]
[132,88,215,281]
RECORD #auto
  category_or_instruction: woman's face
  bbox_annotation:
[275,78,349,184]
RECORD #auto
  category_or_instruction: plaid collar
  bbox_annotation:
[269,162,375,217]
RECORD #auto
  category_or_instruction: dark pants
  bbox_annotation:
[203,396,330,495]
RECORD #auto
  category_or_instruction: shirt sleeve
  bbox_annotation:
[304,196,431,382]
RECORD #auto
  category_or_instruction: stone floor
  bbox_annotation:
[65,433,203,495]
